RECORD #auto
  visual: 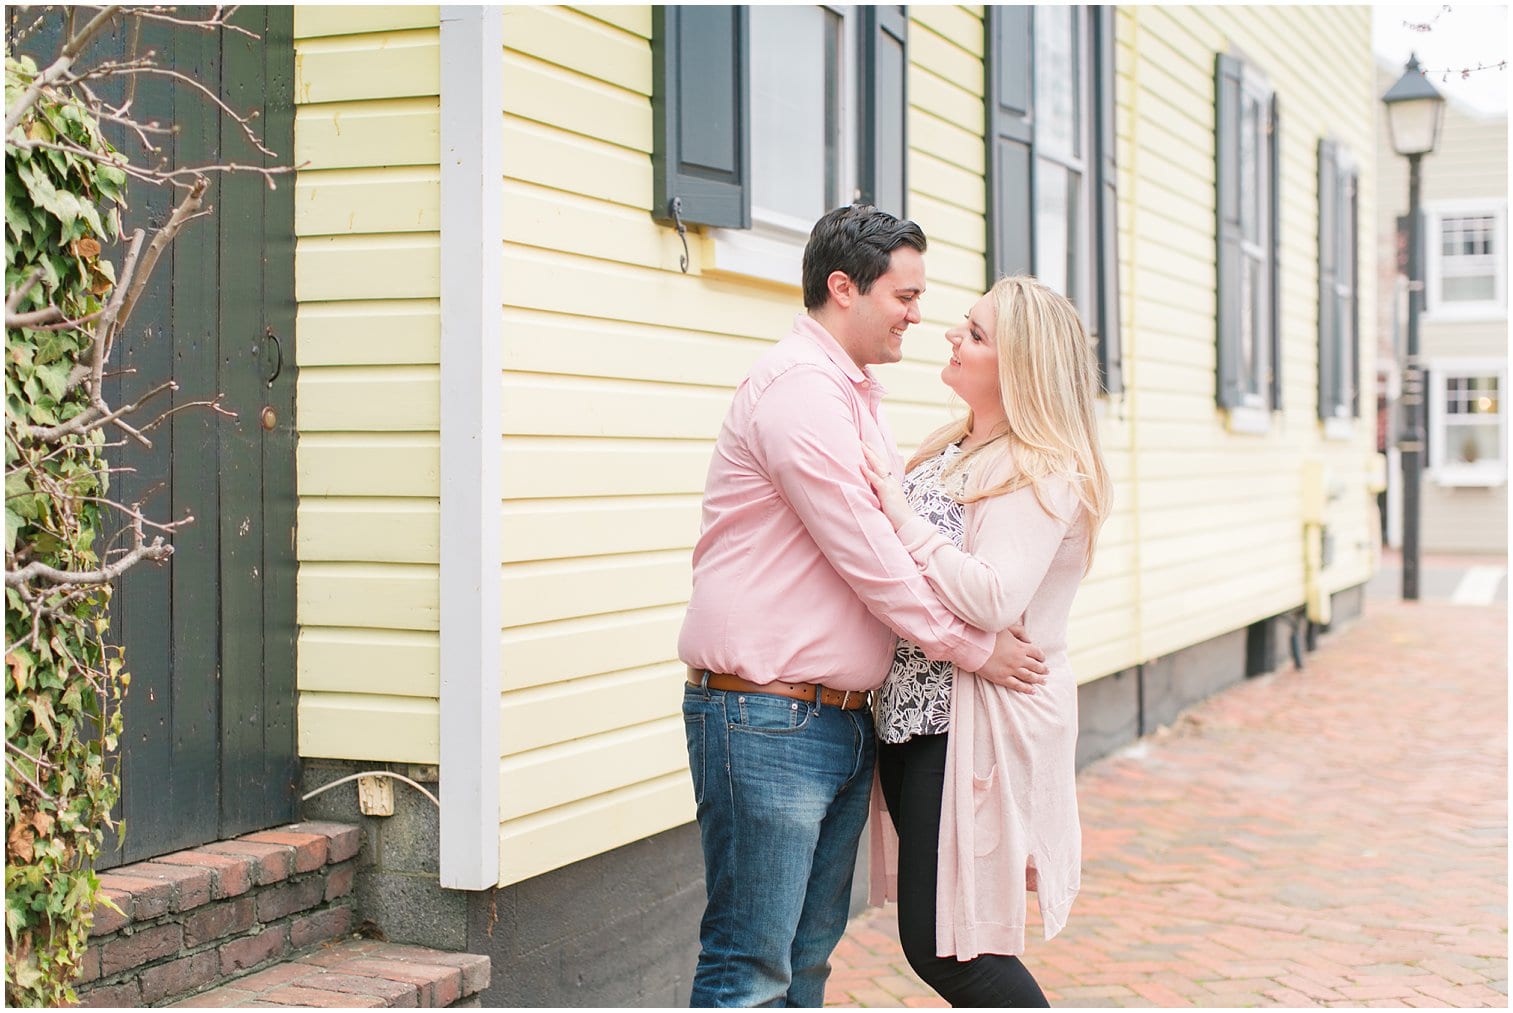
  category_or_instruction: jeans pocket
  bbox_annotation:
[684,713,707,805]
[729,692,813,735]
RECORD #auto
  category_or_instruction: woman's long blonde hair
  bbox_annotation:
[906,275,1112,570]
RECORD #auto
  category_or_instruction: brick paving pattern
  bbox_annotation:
[828,600,1507,1008]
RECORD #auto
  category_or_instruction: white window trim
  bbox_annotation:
[1427,356,1507,488]
[1423,198,1508,323]
[709,5,860,288]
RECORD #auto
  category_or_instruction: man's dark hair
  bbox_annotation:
[801,204,927,310]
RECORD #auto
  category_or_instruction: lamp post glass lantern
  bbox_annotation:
[1382,54,1445,601]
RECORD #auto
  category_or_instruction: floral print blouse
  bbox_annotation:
[875,444,965,744]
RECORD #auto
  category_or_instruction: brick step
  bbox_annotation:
[165,939,490,1008]
[74,822,365,1007]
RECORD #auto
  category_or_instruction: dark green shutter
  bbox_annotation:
[651,6,750,228]
[1092,6,1122,394]
[1318,139,1338,420]
[1267,91,1282,410]
[986,5,1034,284]
[859,5,908,216]
[1214,52,1244,409]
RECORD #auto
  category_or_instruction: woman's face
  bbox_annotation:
[942,293,1001,409]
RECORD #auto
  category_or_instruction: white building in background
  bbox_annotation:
[1376,62,1509,554]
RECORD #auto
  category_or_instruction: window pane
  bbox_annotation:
[1239,97,1259,240]
[750,6,831,222]
[1441,273,1498,303]
[1445,419,1502,465]
[823,9,843,211]
[1033,7,1078,159]
[1035,159,1071,296]
[1240,258,1257,394]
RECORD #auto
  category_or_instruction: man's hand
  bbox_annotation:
[973,625,1047,694]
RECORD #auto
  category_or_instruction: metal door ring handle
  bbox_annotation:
[266,329,282,388]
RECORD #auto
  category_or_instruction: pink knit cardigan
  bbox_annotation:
[869,457,1090,959]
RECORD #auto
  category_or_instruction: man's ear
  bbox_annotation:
[827,270,854,308]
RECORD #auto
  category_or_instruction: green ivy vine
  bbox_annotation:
[5,52,129,1007]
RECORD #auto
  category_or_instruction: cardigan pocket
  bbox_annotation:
[971,765,1001,857]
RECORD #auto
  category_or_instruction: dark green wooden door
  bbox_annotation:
[7,7,298,863]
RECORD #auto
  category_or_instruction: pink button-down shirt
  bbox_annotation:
[678,314,994,691]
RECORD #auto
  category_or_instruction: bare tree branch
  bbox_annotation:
[111,178,205,340]
[5,267,46,316]
[3,5,122,136]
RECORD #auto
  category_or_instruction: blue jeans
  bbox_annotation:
[684,681,876,1008]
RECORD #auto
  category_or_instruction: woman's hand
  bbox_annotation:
[860,443,913,529]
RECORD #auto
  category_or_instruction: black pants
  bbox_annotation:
[878,734,1049,1008]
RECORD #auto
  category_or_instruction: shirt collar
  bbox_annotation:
[791,314,885,394]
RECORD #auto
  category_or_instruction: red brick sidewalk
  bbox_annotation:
[827,600,1508,1008]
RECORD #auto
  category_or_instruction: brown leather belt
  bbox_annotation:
[686,668,871,711]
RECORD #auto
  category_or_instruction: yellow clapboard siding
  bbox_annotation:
[498,772,691,886]
[910,5,983,55]
[503,307,766,386]
[298,365,440,432]
[294,29,439,105]
[501,551,690,629]
[504,180,684,270]
[297,235,439,303]
[909,192,987,255]
[299,692,438,763]
[909,110,986,177]
[500,606,684,691]
[505,247,797,338]
[297,301,440,366]
[504,50,651,154]
[502,5,651,96]
[299,498,439,563]
[295,99,439,170]
[503,375,729,440]
[498,716,685,821]
[299,627,439,697]
[299,434,439,497]
[908,65,985,136]
[573,6,651,39]
[500,661,683,756]
[296,167,440,236]
[501,438,710,499]
[295,6,439,38]
[504,115,651,209]
[299,562,438,631]
[909,150,987,215]
[909,20,983,88]
[502,497,700,563]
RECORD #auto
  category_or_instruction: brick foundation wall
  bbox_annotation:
[73,822,361,1008]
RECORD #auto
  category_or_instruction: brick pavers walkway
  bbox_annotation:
[828,600,1508,1008]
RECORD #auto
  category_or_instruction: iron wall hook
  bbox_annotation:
[670,197,690,274]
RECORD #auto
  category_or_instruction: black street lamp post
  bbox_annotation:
[1381,54,1445,601]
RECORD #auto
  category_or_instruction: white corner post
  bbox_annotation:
[439,4,503,890]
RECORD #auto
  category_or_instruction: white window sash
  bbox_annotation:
[1424,200,1508,322]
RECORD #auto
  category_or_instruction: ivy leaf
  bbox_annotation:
[35,361,69,400]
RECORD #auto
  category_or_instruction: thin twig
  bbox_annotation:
[5,267,46,316]
[3,5,123,137]
[7,536,173,588]
[91,66,277,157]
[6,752,55,802]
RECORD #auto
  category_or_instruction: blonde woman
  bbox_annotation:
[860,275,1112,1006]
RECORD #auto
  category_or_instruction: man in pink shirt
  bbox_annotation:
[679,206,1047,1007]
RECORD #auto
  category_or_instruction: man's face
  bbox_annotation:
[845,246,925,367]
